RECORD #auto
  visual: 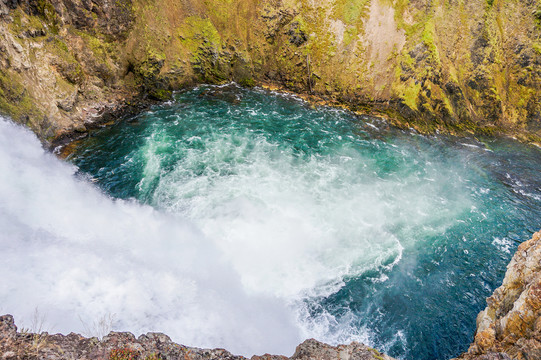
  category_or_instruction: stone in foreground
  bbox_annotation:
[0,315,395,360]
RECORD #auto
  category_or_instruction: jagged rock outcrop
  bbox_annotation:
[455,230,541,360]
[0,0,540,146]
[0,315,395,360]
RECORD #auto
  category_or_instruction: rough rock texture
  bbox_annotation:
[0,0,540,146]
[455,230,541,360]
[0,0,141,143]
[0,315,395,360]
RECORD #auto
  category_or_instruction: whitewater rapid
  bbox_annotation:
[0,107,437,355]
[0,117,301,355]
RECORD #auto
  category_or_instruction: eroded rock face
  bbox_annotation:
[0,0,140,142]
[456,231,541,360]
[0,315,395,360]
[1,0,540,146]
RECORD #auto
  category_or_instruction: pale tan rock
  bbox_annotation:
[457,231,541,360]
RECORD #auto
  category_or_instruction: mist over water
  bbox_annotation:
[0,116,301,355]
[1,84,541,359]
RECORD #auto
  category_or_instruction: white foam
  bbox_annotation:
[0,110,474,356]
[492,237,514,254]
[138,116,473,348]
[0,117,301,355]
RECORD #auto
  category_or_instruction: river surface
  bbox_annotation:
[1,84,540,359]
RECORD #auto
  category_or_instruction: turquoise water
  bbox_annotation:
[67,84,541,359]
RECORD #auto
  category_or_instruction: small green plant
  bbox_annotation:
[145,353,161,360]
[239,78,256,88]
[534,8,541,27]
[109,348,139,360]
[369,348,385,360]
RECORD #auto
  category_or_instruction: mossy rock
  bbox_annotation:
[238,78,256,88]
[148,88,172,101]
[0,70,44,132]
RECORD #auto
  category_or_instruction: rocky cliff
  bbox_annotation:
[0,0,540,146]
[1,1,541,359]
[455,230,541,360]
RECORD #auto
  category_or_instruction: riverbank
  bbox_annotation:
[1,0,540,148]
[52,81,541,159]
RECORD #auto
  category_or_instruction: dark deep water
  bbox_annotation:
[9,84,541,359]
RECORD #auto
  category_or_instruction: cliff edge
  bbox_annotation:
[0,315,395,360]
[455,230,541,360]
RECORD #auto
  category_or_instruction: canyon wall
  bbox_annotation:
[1,1,540,359]
[0,0,540,145]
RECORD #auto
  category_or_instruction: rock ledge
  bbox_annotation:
[0,314,395,360]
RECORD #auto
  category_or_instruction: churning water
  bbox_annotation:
[1,84,540,359]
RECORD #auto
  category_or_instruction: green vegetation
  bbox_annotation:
[178,16,222,54]
[76,31,113,62]
[46,38,86,84]
[0,71,42,126]
[35,0,59,33]
[144,354,162,360]
[203,0,236,27]
[10,8,47,37]
[329,0,370,50]
[0,0,539,144]
[175,16,229,82]
[109,348,138,360]
[332,0,370,26]
[368,348,385,360]
[398,78,421,111]
[421,18,441,66]
[239,78,256,87]
[535,7,541,27]
[148,88,172,101]
[533,42,541,55]
[391,0,410,30]
[108,349,164,360]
